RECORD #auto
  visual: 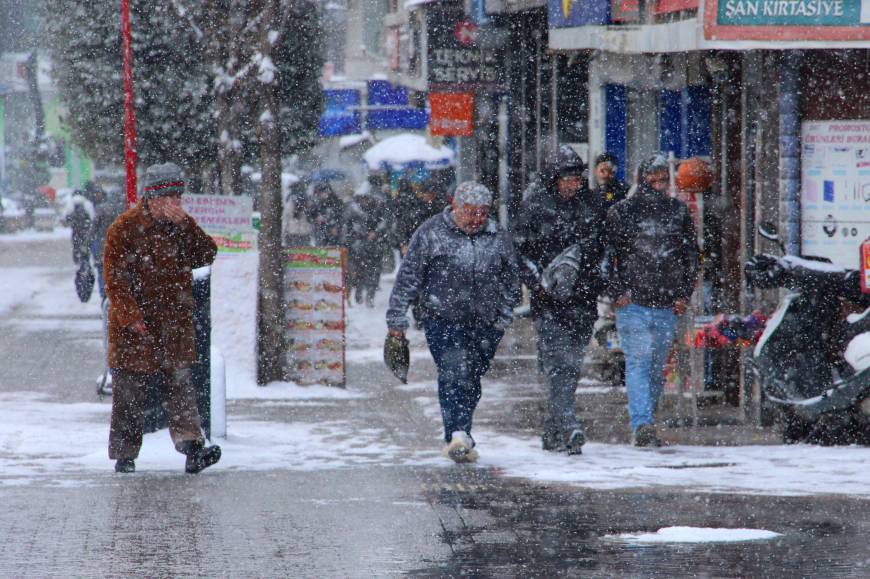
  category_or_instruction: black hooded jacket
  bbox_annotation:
[515,185,606,320]
[605,184,699,308]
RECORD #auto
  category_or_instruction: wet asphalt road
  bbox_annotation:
[3,237,870,577]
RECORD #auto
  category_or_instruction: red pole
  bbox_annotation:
[121,0,137,207]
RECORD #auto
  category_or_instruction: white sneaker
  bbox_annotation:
[442,431,479,463]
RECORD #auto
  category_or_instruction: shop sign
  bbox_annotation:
[655,0,698,14]
[705,0,870,40]
[548,0,610,28]
[800,121,870,268]
[427,7,502,89]
[182,194,256,254]
[429,92,474,137]
[611,0,640,23]
[284,247,346,386]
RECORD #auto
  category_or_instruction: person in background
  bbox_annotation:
[282,182,312,247]
[386,182,519,463]
[104,162,221,474]
[515,145,606,455]
[63,190,93,266]
[342,184,388,307]
[307,182,344,246]
[86,181,125,300]
[606,155,699,447]
[395,178,447,256]
[592,153,630,211]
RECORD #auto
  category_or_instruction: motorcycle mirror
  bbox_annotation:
[758,221,779,242]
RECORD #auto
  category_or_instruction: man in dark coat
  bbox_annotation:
[63,191,92,266]
[592,152,630,210]
[342,185,388,307]
[104,162,221,474]
[387,181,519,463]
[515,145,606,455]
[395,178,447,255]
[606,154,699,447]
[86,182,124,300]
[307,182,344,246]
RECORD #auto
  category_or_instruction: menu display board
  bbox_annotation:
[284,247,346,386]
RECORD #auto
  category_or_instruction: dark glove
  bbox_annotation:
[384,334,410,384]
[745,254,787,289]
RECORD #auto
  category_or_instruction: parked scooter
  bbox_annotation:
[745,223,870,444]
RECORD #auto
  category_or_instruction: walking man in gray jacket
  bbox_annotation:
[386,182,519,463]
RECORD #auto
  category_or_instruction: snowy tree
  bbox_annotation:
[44,0,214,182]
[44,0,323,193]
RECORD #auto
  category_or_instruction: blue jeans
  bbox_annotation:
[615,304,677,430]
[424,321,503,442]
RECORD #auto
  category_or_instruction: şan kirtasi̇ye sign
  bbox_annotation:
[705,0,870,40]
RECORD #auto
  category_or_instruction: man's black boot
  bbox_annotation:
[114,459,135,473]
[184,441,222,474]
[565,428,586,455]
[542,429,565,452]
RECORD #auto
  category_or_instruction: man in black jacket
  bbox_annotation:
[515,146,606,455]
[592,152,630,210]
[395,178,447,255]
[606,155,699,447]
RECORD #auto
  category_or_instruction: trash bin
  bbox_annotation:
[142,269,212,437]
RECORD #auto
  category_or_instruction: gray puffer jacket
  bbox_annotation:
[387,208,519,330]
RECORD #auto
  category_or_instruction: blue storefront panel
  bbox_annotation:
[548,0,610,29]
[319,89,362,137]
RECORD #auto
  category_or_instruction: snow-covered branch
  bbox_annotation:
[170,0,203,41]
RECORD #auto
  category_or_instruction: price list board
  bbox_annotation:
[283,247,346,386]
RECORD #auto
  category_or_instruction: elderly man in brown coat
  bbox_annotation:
[105,162,221,474]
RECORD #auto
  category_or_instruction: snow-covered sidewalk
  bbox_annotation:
[3,239,870,499]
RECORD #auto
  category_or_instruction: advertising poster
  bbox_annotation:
[182,194,256,254]
[284,247,346,386]
[801,121,870,268]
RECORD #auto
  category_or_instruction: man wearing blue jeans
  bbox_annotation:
[386,182,518,463]
[606,155,698,446]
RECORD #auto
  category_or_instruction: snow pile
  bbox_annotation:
[339,131,374,149]
[610,527,781,544]
[363,133,455,171]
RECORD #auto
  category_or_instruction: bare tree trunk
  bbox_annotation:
[255,0,286,385]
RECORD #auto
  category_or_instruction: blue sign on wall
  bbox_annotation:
[319,89,361,137]
[548,0,610,28]
[366,80,428,131]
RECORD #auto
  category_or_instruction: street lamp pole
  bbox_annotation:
[121,0,138,207]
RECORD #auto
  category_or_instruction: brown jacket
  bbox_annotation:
[104,202,217,373]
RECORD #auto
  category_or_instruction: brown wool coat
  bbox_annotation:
[104,202,217,373]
